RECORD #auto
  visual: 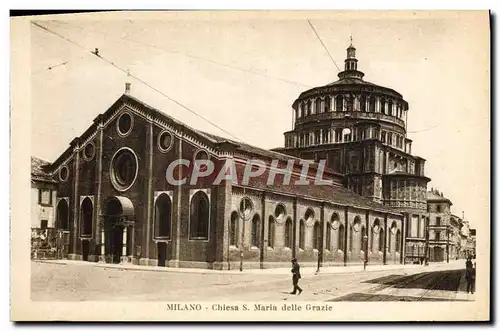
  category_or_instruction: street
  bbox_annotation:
[31,260,475,302]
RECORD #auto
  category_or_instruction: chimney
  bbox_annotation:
[125,82,131,94]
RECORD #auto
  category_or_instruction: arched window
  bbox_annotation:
[346,95,354,112]
[189,191,210,239]
[361,225,366,252]
[251,214,260,247]
[360,95,367,112]
[372,219,380,251]
[379,228,384,252]
[335,95,343,112]
[305,208,315,223]
[343,128,352,142]
[369,96,376,112]
[313,221,321,250]
[80,197,93,236]
[395,230,401,252]
[335,128,343,142]
[315,97,321,114]
[154,194,172,238]
[388,100,393,116]
[326,222,331,251]
[338,223,345,252]
[349,226,354,252]
[419,217,426,238]
[307,100,312,116]
[230,211,239,246]
[388,230,393,252]
[324,96,331,112]
[284,217,293,248]
[389,222,397,252]
[56,199,69,230]
[268,216,275,248]
[380,98,386,114]
[330,213,340,250]
[299,219,305,249]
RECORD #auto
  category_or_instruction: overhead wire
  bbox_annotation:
[32,56,87,75]
[31,21,243,142]
[407,124,439,134]
[307,20,341,72]
[49,20,313,89]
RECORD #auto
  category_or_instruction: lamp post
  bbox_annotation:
[424,216,429,266]
[363,234,368,270]
[446,226,450,263]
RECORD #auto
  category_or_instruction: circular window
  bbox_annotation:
[193,149,209,171]
[59,165,69,182]
[239,197,253,220]
[391,224,398,235]
[274,204,286,219]
[331,220,340,230]
[110,148,138,191]
[117,112,133,136]
[304,208,315,222]
[158,131,173,152]
[83,142,95,160]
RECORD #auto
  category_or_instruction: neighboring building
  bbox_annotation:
[459,219,470,259]
[273,43,431,264]
[449,214,462,260]
[468,228,477,258]
[31,156,58,229]
[31,156,67,259]
[426,188,464,262]
[426,188,451,262]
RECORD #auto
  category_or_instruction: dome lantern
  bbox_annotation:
[338,38,364,80]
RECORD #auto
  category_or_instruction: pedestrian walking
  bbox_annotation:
[290,258,302,295]
[465,257,475,294]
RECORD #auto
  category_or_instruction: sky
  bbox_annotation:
[29,11,489,228]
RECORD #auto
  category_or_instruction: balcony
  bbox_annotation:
[295,110,406,128]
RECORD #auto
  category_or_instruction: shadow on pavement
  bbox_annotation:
[329,292,470,302]
[361,269,464,292]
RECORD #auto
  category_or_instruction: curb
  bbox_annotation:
[33,259,451,276]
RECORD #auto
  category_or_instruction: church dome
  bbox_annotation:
[291,42,409,132]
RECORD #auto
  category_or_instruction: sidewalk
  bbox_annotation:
[34,258,459,276]
[455,270,476,301]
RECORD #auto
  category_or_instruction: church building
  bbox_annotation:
[35,43,428,269]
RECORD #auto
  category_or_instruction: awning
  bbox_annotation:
[105,196,135,217]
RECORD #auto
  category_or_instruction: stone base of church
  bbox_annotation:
[57,255,400,270]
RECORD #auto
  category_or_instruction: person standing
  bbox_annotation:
[290,258,302,295]
[465,257,475,294]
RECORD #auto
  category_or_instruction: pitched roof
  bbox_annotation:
[31,156,56,183]
[44,93,400,215]
[427,190,452,205]
[198,130,302,162]
[126,95,400,214]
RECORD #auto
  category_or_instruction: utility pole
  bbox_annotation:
[446,226,450,263]
[424,216,430,266]
[239,195,251,272]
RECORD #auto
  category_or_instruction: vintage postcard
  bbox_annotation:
[10,10,490,321]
